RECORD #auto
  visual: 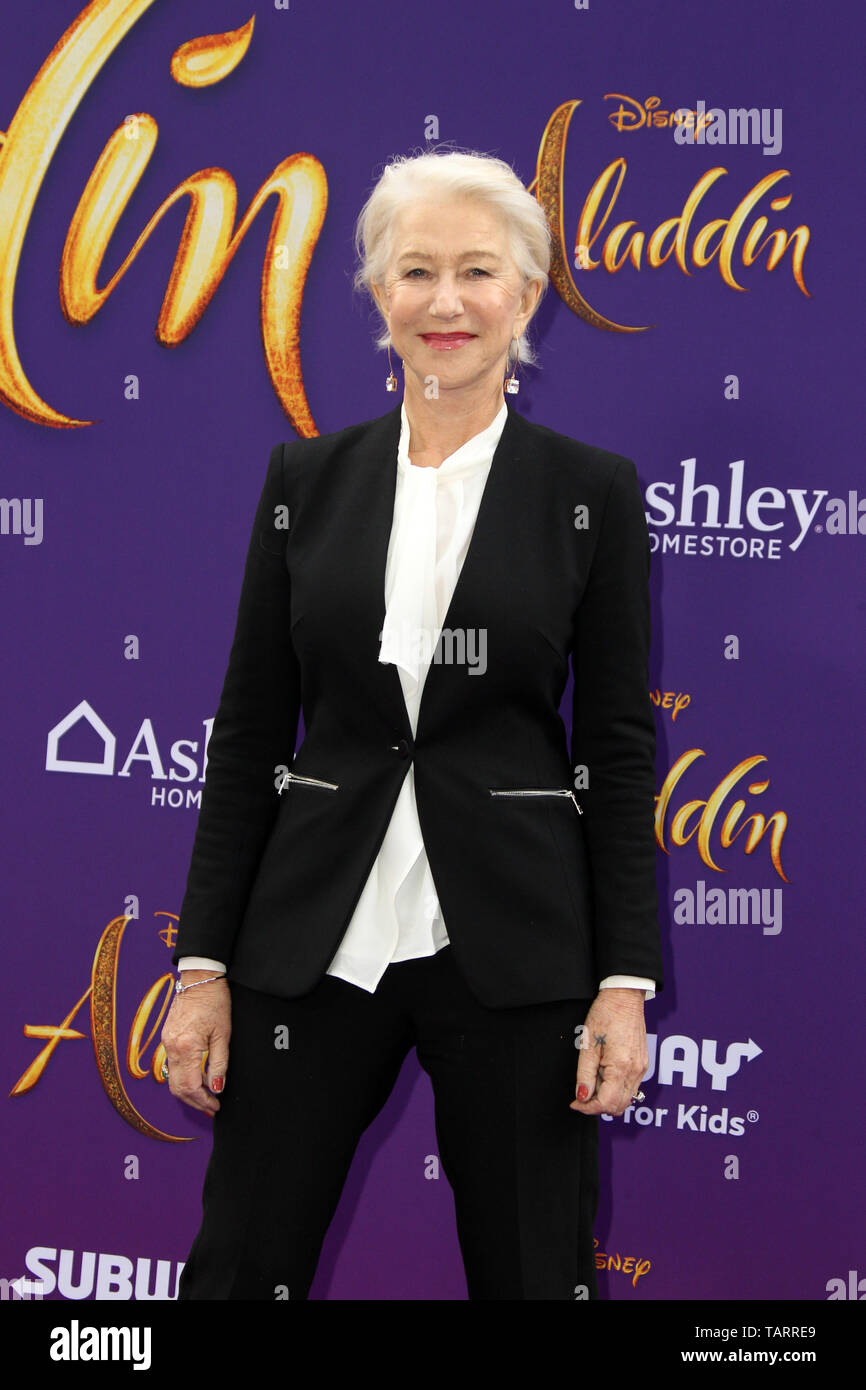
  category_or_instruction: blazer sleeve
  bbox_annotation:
[570,456,664,989]
[172,443,301,967]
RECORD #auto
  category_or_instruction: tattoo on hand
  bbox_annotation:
[593,1033,606,1048]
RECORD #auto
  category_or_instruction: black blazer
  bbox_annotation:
[173,399,664,1007]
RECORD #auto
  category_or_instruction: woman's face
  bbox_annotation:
[371,196,542,399]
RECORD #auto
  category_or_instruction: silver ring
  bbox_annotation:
[631,1090,646,1103]
[160,1060,170,1081]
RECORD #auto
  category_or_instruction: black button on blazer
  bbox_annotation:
[173,400,664,1007]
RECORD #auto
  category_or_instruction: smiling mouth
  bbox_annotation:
[420,333,476,348]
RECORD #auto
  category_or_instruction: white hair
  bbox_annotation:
[353,145,551,369]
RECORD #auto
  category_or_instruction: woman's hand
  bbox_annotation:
[161,972,231,1116]
[569,988,649,1117]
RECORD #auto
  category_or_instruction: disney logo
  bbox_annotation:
[605,94,703,133]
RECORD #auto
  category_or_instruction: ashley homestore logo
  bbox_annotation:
[644,458,865,557]
[46,700,211,807]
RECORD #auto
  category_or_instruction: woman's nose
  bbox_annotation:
[429,276,464,317]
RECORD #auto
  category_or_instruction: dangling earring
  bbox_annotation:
[504,335,520,394]
[385,342,399,393]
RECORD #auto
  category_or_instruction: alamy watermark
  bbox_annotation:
[380,622,487,675]
[674,101,782,156]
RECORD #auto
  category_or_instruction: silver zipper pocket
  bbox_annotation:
[278,770,339,794]
[489,786,583,815]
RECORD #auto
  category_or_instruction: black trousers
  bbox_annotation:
[177,944,600,1300]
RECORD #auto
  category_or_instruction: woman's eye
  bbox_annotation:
[402,267,488,279]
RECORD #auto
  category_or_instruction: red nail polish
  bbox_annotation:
[211,1077,224,1093]
[577,1084,589,1101]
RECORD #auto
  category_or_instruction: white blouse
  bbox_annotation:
[180,398,655,1001]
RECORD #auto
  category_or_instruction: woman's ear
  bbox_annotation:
[517,277,544,334]
[370,281,389,325]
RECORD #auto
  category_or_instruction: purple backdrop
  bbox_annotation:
[2,0,863,1301]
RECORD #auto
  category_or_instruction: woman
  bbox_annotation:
[162,148,663,1301]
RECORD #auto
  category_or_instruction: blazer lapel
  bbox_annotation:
[334,400,410,737]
